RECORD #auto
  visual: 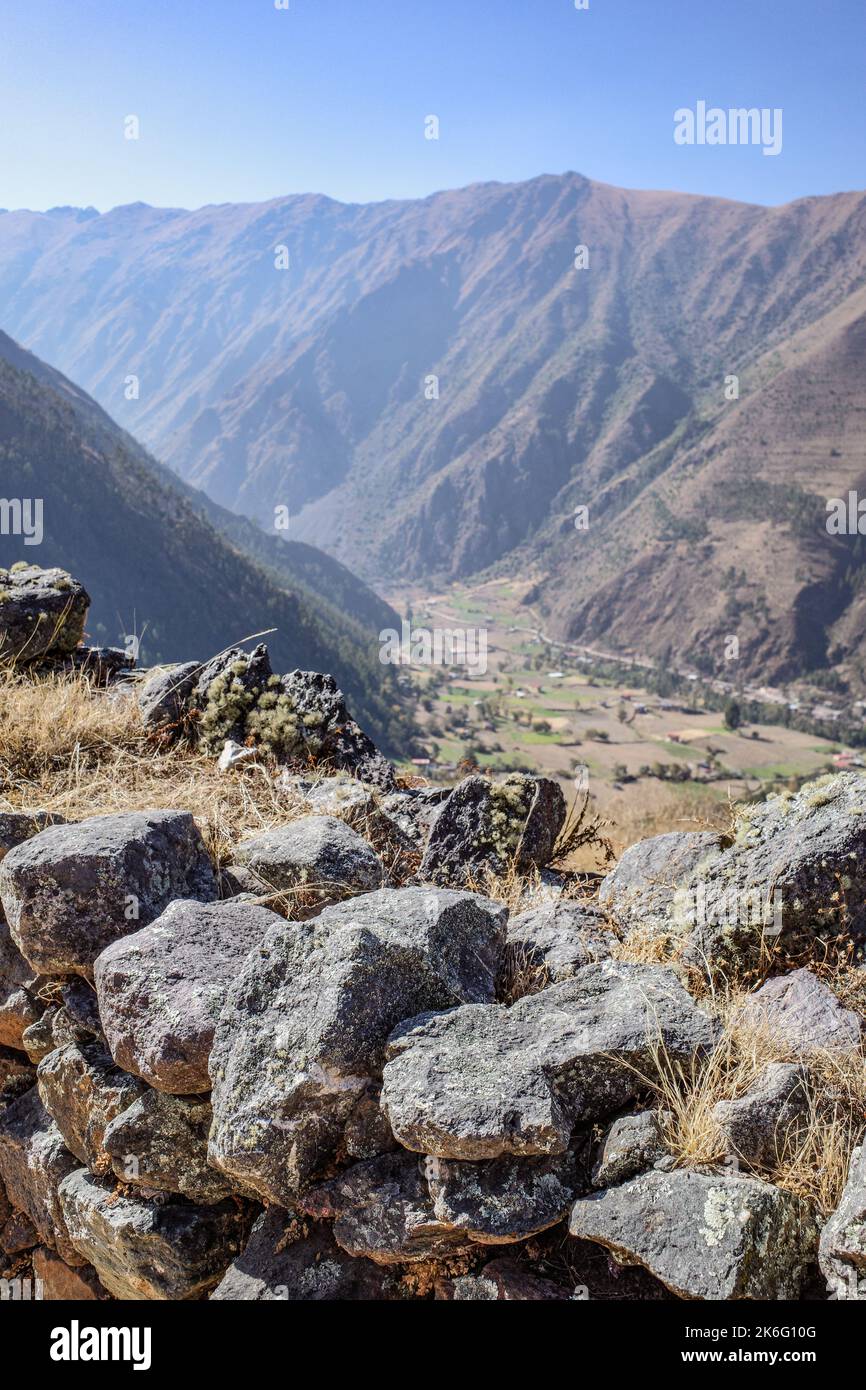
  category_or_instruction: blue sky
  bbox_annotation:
[0,0,863,212]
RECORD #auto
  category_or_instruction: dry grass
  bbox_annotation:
[629,998,866,1216]
[0,667,419,904]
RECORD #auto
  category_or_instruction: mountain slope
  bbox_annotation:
[2,175,866,684]
[0,331,412,753]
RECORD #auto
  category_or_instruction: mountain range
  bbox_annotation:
[1,173,866,687]
[0,330,412,754]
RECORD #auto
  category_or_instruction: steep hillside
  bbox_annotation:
[2,176,866,683]
[0,333,413,753]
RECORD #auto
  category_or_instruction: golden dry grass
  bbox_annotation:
[627,997,866,1216]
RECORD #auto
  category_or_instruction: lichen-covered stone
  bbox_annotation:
[232,815,389,908]
[208,887,507,1203]
[819,1143,866,1300]
[736,969,863,1055]
[0,810,217,979]
[569,1169,819,1299]
[0,565,89,663]
[59,1169,252,1300]
[95,898,279,1093]
[420,774,566,887]
[598,830,728,938]
[713,1063,810,1167]
[0,811,65,863]
[505,901,614,989]
[0,1087,81,1264]
[382,961,717,1160]
[427,1146,584,1243]
[36,1041,147,1173]
[103,1091,237,1204]
[592,1110,670,1187]
[210,1209,402,1300]
[437,1258,569,1301]
[300,1151,473,1264]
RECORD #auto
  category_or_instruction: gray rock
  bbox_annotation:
[37,1042,147,1172]
[598,830,728,938]
[137,661,201,730]
[438,1258,569,1301]
[382,960,718,1160]
[428,1147,583,1243]
[420,774,566,887]
[208,886,507,1203]
[50,980,103,1049]
[569,1169,819,1299]
[95,898,280,1093]
[0,810,65,863]
[0,565,89,663]
[210,1208,402,1300]
[232,815,389,908]
[58,1169,252,1300]
[103,1091,236,1204]
[21,1007,56,1063]
[0,1087,81,1264]
[713,1062,810,1167]
[300,1151,473,1264]
[380,787,449,849]
[0,1044,35,1095]
[505,901,614,991]
[278,668,395,789]
[592,1110,670,1187]
[0,872,44,1050]
[736,969,863,1055]
[819,1143,866,1300]
[343,1085,398,1160]
[0,810,217,979]
[682,773,866,969]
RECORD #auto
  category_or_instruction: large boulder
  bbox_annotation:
[381,961,718,1160]
[504,901,614,991]
[36,1041,147,1172]
[0,1088,81,1264]
[103,1091,236,1205]
[420,774,566,887]
[0,565,89,664]
[820,1143,866,1300]
[569,1169,819,1299]
[94,898,280,1093]
[713,1062,810,1167]
[208,886,507,1203]
[736,970,863,1055]
[232,815,389,909]
[58,1169,252,1300]
[0,811,217,979]
[210,1209,402,1301]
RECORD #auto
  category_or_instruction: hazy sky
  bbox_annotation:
[1,0,863,212]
